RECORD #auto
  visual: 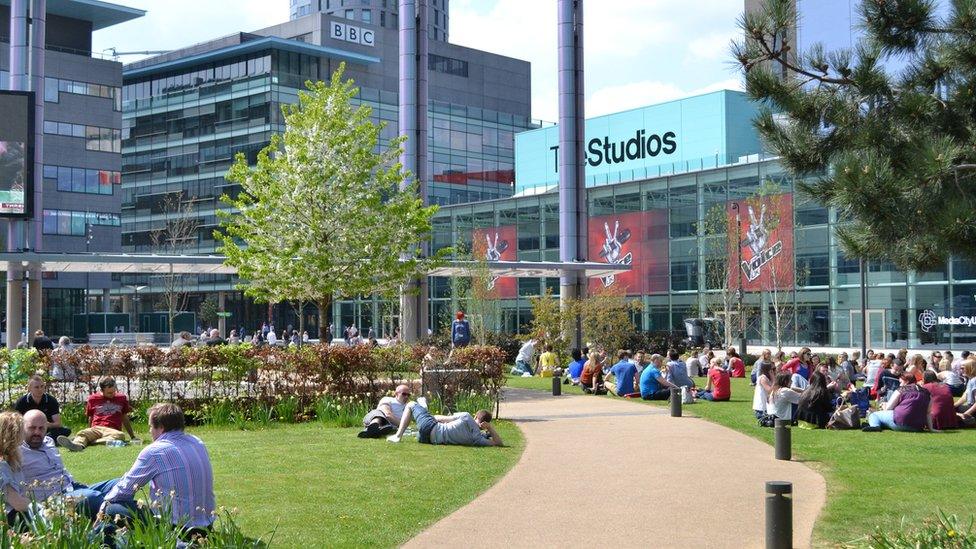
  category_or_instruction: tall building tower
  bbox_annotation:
[289,0,450,42]
[1,0,144,338]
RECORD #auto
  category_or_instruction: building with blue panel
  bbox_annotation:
[514,90,759,194]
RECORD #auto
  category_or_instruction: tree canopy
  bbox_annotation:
[734,0,976,270]
[216,64,442,337]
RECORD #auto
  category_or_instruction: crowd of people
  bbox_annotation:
[0,373,215,541]
[515,339,976,433]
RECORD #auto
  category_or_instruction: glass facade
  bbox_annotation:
[430,158,976,350]
[121,41,534,332]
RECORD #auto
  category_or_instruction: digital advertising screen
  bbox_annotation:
[0,91,33,218]
[472,226,518,299]
[587,209,669,295]
[727,193,795,292]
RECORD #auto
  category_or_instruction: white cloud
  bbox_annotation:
[451,0,746,122]
[94,1,747,122]
[92,0,289,61]
[586,78,744,118]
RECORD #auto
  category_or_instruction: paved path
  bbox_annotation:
[405,389,826,549]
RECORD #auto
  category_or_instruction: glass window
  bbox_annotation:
[57,211,71,235]
[345,8,355,18]
[85,169,99,194]
[42,210,57,235]
[57,167,71,192]
[362,8,371,22]
[71,168,85,193]
[44,77,58,102]
[71,211,86,236]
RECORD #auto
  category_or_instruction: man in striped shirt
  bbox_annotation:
[99,402,215,536]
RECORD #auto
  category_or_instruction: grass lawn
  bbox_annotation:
[61,421,523,548]
[505,373,975,547]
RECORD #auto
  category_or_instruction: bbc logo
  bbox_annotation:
[330,21,375,47]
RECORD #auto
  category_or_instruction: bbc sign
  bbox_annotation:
[329,21,375,47]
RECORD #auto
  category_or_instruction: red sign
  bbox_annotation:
[587,210,669,295]
[472,226,518,298]
[727,193,794,291]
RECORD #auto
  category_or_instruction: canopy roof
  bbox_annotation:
[0,253,630,278]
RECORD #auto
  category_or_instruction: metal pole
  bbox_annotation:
[859,257,867,360]
[551,374,561,396]
[6,0,28,349]
[733,203,745,354]
[774,418,791,461]
[557,0,586,349]
[670,387,681,417]
[25,0,45,340]
[765,481,793,549]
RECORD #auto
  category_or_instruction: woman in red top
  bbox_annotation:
[922,370,957,430]
[726,347,745,378]
[698,358,731,401]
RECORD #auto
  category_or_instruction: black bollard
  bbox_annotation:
[670,387,681,417]
[552,374,561,396]
[765,481,793,549]
[774,419,791,461]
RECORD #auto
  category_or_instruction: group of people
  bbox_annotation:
[748,346,976,432]
[556,345,740,402]
[0,375,215,540]
[356,383,503,448]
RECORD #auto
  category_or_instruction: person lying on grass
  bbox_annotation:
[386,399,503,447]
[359,384,414,439]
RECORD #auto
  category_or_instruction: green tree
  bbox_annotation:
[216,64,443,340]
[734,0,976,270]
[199,295,219,328]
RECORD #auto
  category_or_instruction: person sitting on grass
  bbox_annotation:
[752,360,775,419]
[766,372,802,424]
[606,350,639,397]
[697,357,731,401]
[863,373,934,432]
[58,377,136,452]
[0,411,29,526]
[21,410,114,516]
[580,351,607,395]
[98,403,215,542]
[665,349,695,390]
[565,347,587,385]
[639,354,677,401]
[795,372,834,428]
[359,384,414,439]
[15,375,70,442]
[538,344,559,377]
[386,398,503,446]
[511,339,537,377]
[922,370,958,431]
[937,358,966,397]
[750,349,773,385]
[726,347,746,378]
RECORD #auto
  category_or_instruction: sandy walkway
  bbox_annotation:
[404,389,826,549]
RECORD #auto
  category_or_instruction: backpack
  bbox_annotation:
[452,320,470,344]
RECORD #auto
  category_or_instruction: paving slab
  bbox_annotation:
[404,388,826,549]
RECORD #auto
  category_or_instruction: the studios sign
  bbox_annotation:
[549,129,678,172]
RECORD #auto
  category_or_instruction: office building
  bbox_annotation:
[428,89,976,350]
[289,0,449,41]
[120,6,533,333]
[0,0,143,337]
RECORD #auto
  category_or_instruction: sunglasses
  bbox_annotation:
[398,392,411,397]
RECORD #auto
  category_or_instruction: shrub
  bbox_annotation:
[852,512,976,548]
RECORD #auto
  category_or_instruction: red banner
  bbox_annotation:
[727,193,794,291]
[587,210,669,295]
[472,226,518,298]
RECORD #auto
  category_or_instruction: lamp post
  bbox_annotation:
[84,219,93,317]
[731,202,746,356]
[125,284,147,332]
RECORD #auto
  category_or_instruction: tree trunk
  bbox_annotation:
[297,300,305,347]
[318,296,331,342]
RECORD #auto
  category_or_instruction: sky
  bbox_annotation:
[92,0,745,122]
